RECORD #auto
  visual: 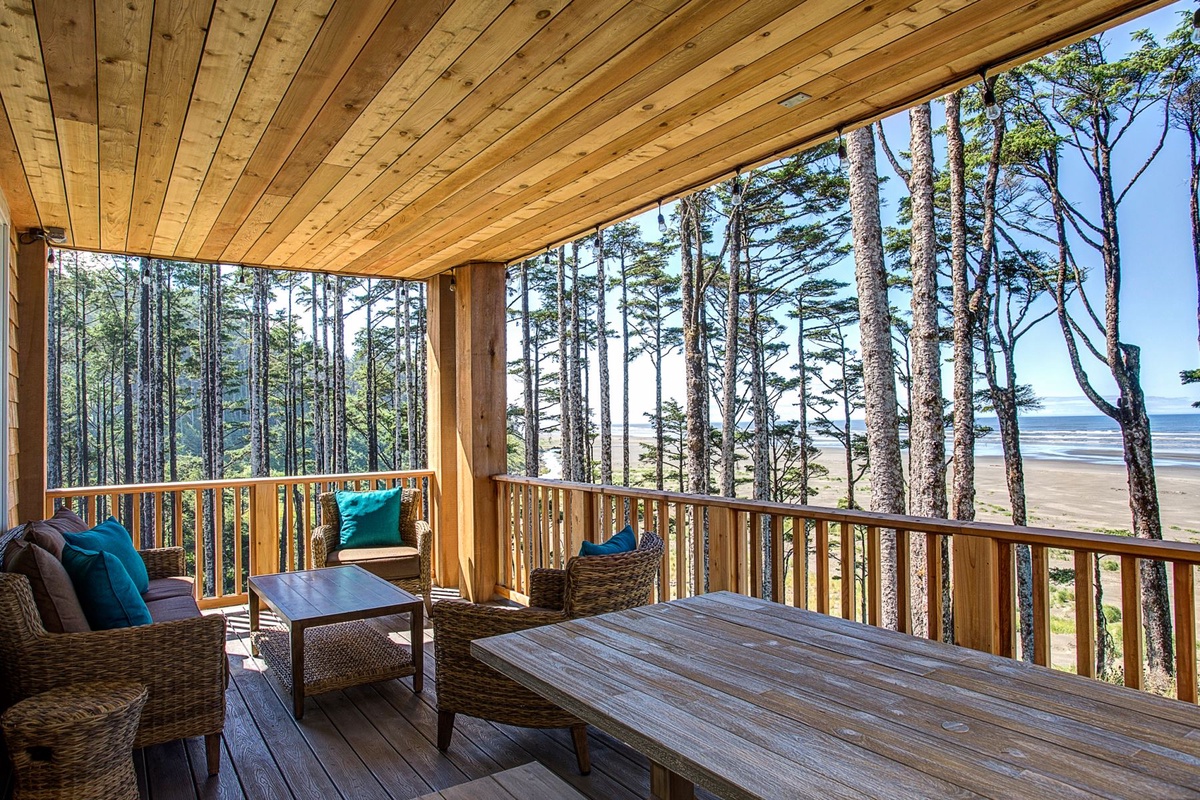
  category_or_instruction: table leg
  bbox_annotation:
[248,586,260,656]
[650,761,694,800]
[291,624,305,720]
[410,603,424,693]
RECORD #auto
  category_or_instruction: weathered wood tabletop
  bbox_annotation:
[472,591,1200,800]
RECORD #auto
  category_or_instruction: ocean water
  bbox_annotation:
[972,414,1200,468]
[620,414,1200,469]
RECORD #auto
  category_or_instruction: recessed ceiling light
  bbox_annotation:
[779,91,811,108]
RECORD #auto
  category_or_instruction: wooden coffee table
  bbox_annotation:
[248,565,423,719]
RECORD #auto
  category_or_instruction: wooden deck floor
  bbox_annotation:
[3,592,712,800]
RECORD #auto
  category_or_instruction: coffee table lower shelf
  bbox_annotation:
[251,620,418,703]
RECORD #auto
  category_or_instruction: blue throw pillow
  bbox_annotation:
[64,517,149,594]
[336,487,404,550]
[60,544,152,630]
[580,525,638,557]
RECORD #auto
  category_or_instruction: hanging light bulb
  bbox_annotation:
[657,200,667,234]
[983,76,1001,121]
[47,248,55,265]
[1192,9,1200,45]
[836,129,847,166]
[731,170,742,207]
[592,227,602,256]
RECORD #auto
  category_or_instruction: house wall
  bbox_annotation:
[0,185,17,529]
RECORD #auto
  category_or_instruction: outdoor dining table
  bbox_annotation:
[472,591,1200,799]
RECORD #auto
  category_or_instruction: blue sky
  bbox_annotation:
[545,1,1200,424]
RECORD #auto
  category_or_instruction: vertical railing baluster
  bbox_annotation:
[1032,545,1051,667]
[896,529,911,635]
[926,532,942,641]
[840,521,854,620]
[1121,555,1143,691]
[867,526,882,627]
[1174,562,1197,703]
[770,515,783,604]
[1075,550,1097,679]
[815,519,829,615]
[750,512,763,600]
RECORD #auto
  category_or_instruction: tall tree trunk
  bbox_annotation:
[621,247,631,486]
[720,203,742,497]
[404,282,416,467]
[795,295,811,505]
[681,197,708,497]
[312,274,326,474]
[521,261,538,476]
[906,103,945,638]
[250,268,270,477]
[848,125,905,631]
[366,282,379,471]
[332,276,348,473]
[947,90,974,524]
[48,255,61,490]
[556,248,572,479]
[122,259,135,524]
[596,231,612,484]
[569,243,585,481]
[393,282,404,469]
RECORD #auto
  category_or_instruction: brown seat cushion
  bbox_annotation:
[326,545,420,581]
[5,540,91,633]
[141,576,195,603]
[20,507,90,559]
[144,595,201,624]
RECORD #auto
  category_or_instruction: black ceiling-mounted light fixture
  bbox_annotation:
[19,227,67,246]
[982,70,1000,121]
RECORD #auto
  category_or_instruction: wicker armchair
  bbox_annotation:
[432,530,664,775]
[311,489,432,611]
[0,547,227,775]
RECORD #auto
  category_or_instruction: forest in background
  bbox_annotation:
[48,14,1200,682]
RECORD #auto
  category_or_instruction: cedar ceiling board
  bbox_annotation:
[268,0,639,268]
[346,0,934,273]
[36,1,99,248]
[316,0,785,273]
[323,0,758,259]
[172,0,333,258]
[196,0,393,262]
[150,0,275,255]
[234,0,452,264]
[95,0,153,252]
[0,99,39,228]
[270,0,579,265]
[240,0,508,265]
[373,0,1173,278]
[352,0,776,250]
[0,0,70,236]
[125,0,215,254]
[415,0,1051,262]
[262,0,516,266]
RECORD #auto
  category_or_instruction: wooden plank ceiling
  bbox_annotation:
[0,0,1169,279]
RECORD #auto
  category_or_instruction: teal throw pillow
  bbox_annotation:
[580,525,637,557]
[60,544,152,630]
[336,487,405,550]
[64,517,149,594]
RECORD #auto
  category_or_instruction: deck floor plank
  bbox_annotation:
[123,606,666,800]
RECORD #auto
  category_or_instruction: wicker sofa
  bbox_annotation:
[432,530,664,775]
[0,515,227,775]
[311,488,432,610]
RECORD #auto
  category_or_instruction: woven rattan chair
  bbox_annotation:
[432,530,664,775]
[0,550,227,775]
[311,488,432,611]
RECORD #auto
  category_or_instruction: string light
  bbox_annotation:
[836,128,847,166]
[657,200,667,234]
[982,72,1000,121]
[592,227,602,256]
[731,169,742,207]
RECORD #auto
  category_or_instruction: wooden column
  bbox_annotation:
[454,262,506,602]
[15,236,47,524]
[426,273,459,591]
[952,535,999,654]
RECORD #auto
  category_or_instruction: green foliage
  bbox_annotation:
[1103,604,1122,624]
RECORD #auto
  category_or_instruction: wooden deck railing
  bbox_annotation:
[45,470,434,609]
[495,475,1200,703]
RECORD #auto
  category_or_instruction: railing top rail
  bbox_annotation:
[46,469,435,497]
[495,474,1200,565]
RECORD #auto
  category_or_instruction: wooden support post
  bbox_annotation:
[15,236,47,524]
[952,534,998,654]
[426,273,459,590]
[567,488,595,556]
[708,507,736,593]
[454,262,507,602]
[249,482,279,580]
